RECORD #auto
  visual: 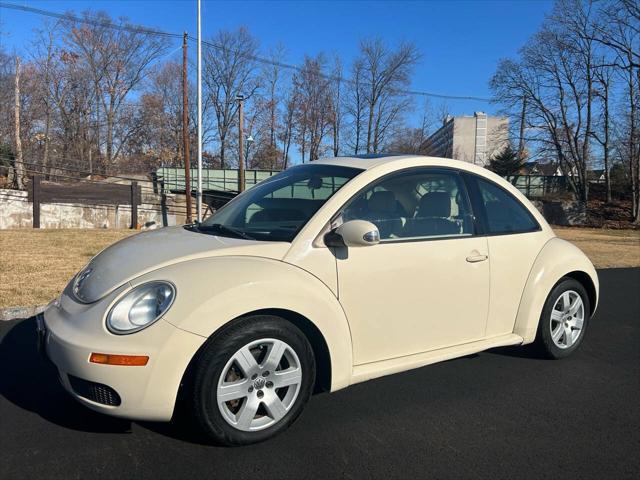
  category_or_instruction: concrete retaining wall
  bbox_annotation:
[0,189,187,229]
[2,188,588,229]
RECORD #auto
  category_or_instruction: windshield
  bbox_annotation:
[197,164,363,242]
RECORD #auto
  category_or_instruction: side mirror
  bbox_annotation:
[325,220,380,247]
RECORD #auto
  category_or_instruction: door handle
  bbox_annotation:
[466,254,488,263]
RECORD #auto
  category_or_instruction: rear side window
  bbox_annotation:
[475,177,539,234]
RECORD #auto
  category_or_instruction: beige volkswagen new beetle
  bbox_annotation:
[40,155,598,445]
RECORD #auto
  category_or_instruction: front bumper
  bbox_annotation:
[42,289,206,422]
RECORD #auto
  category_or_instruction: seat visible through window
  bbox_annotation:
[341,169,472,241]
[364,191,404,238]
[407,191,461,237]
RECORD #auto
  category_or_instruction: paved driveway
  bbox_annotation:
[1,268,638,479]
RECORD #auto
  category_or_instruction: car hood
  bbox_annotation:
[72,226,291,303]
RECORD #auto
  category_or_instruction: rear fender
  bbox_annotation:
[514,238,599,344]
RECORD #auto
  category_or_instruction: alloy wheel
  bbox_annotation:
[549,290,585,349]
[216,338,303,432]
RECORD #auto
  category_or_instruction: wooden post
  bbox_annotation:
[160,180,168,227]
[32,175,41,228]
[130,181,138,229]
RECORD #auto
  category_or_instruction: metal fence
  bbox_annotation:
[155,167,279,193]
[503,175,568,198]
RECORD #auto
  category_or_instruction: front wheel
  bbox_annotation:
[185,315,315,445]
[534,277,590,359]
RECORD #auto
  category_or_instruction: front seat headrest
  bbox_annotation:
[368,191,397,213]
[417,191,451,218]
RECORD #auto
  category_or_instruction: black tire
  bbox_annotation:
[533,277,590,359]
[185,315,315,446]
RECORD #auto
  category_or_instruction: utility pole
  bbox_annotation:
[182,31,193,223]
[237,94,245,193]
[196,0,203,222]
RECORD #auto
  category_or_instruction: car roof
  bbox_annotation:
[311,154,475,171]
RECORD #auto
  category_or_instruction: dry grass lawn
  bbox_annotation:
[553,227,640,269]
[0,227,638,309]
[1,229,134,309]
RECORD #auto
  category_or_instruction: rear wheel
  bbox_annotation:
[186,315,315,445]
[534,278,590,359]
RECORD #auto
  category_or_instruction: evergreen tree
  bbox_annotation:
[489,144,523,176]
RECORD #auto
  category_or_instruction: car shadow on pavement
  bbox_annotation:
[486,344,546,358]
[0,317,133,434]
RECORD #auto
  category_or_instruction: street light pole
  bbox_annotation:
[182,31,192,223]
[196,0,203,222]
[237,94,245,193]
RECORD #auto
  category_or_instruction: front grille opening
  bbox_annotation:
[68,374,122,406]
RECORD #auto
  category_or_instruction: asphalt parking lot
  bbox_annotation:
[1,268,638,479]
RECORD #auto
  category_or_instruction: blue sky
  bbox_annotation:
[1,0,553,117]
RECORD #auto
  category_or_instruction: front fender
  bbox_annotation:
[514,237,599,344]
[132,256,353,391]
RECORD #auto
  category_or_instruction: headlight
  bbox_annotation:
[106,282,175,334]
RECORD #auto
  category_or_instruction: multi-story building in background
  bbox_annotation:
[426,112,509,167]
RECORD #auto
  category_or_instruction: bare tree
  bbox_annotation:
[385,100,435,154]
[491,0,599,203]
[329,56,343,157]
[279,86,297,168]
[492,0,639,221]
[357,38,420,153]
[47,49,95,171]
[344,59,366,155]
[64,11,169,170]
[262,45,286,166]
[591,0,639,221]
[293,55,333,161]
[136,62,185,166]
[31,21,61,176]
[592,61,614,202]
[203,27,259,168]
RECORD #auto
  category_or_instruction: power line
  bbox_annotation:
[1,1,492,103]
[194,35,491,102]
[0,2,182,39]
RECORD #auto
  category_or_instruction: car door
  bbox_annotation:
[464,174,549,338]
[334,168,490,365]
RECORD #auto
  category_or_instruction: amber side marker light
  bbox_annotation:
[90,353,149,366]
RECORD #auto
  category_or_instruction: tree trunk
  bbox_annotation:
[603,96,612,204]
[43,106,51,180]
[366,100,375,154]
[518,96,527,156]
[220,138,226,170]
[94,80,101,171]
[13,56,25,190]
[106,105,114,171]
[629,64,639,222]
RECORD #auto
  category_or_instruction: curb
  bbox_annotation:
[0,305,46,321]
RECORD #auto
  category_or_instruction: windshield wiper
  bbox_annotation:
[196,223,255,240]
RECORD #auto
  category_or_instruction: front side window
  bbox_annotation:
[475,177,539,234]
[341,169,474,241]
[196,164,362,242]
